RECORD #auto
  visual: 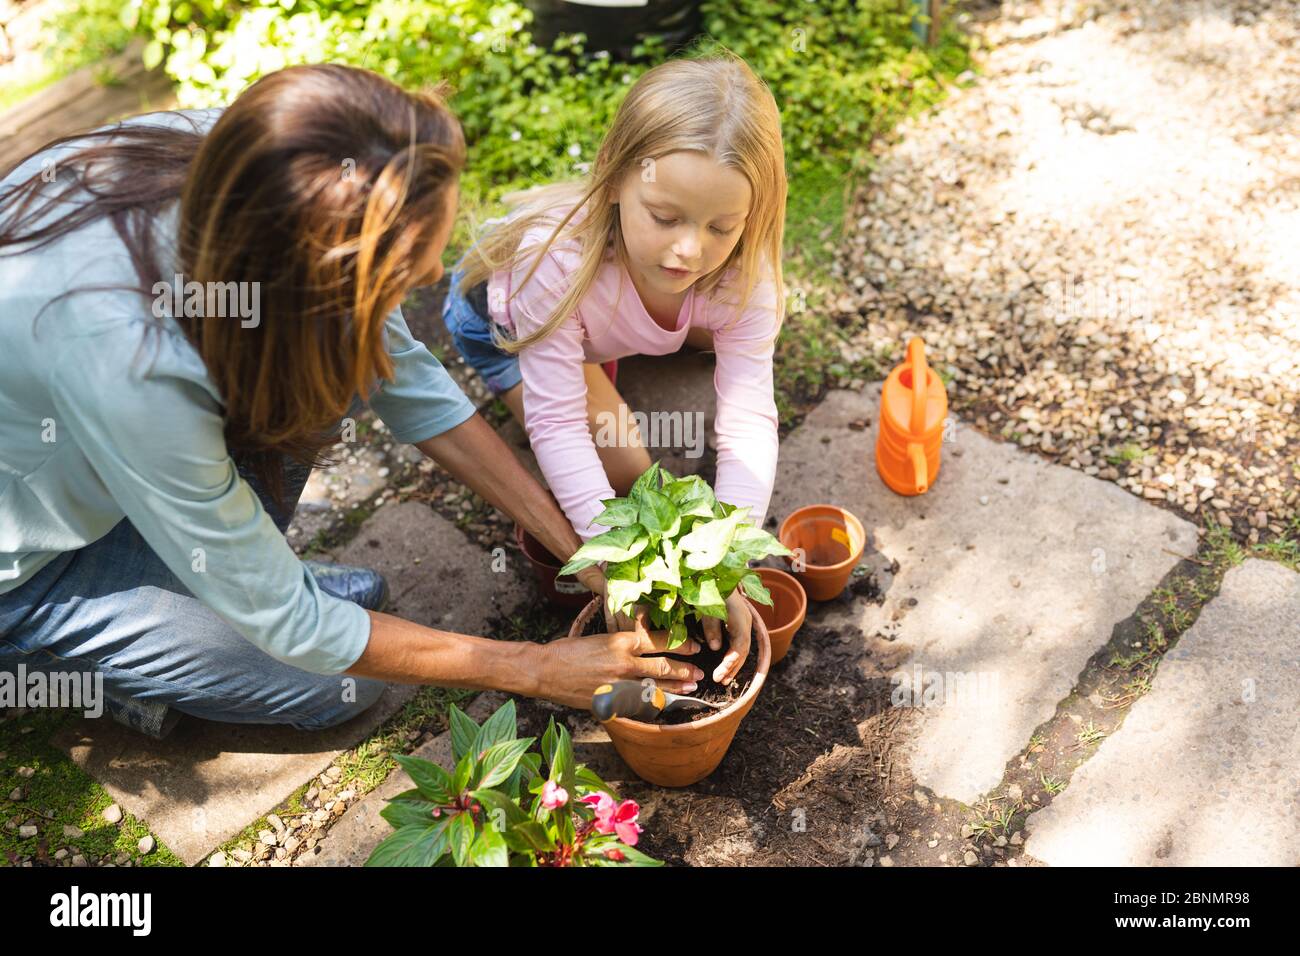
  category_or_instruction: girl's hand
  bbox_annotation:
[576,565,636,632]
[701,590,753,686]
[534,608,704,709]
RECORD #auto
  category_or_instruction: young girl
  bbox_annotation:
[443,51,787,684]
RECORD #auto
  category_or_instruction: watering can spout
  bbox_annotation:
[908,443,928,494]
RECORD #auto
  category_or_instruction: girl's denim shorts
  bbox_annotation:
[441,266,524,397]
[441,265,618,395]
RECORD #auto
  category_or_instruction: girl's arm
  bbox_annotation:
[508,257,619,543]
[708,276,782,529]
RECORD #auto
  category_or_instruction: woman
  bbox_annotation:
[0,64,705,738]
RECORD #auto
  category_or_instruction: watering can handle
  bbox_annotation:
[907,338,928,435]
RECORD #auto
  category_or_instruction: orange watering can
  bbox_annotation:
[876,337,948,496]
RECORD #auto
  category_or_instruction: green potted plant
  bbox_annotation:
[558,462,792,786]
[366,699,660,866]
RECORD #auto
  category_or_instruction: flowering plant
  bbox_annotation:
[559,462,792,649]
[366,699,660,867]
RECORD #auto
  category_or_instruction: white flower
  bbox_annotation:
[540,104,550,114]
[568,143,581,157]
[510,130,521,141]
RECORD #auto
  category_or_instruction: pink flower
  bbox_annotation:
[541,780,568,809]
[580,791,615,830]
[581,792,642,846]
[610,799,643,846]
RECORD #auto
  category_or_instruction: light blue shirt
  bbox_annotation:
[0,107,477,674]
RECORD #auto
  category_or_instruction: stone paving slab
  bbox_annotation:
[614,351,718,479]
[766,386,1200,805]
[53,501,532,865]
[52,685,417,867]
[1023,558,1300,866]
[335,500,529,636]
[290,416,424,554]
[491,349,720,492]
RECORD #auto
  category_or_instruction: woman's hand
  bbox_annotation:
[533,609,704,709]
[701,589,753,686]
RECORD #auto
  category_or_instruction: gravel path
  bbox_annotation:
[835,0,1298,543]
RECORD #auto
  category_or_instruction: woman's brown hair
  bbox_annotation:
[0,63,465,512]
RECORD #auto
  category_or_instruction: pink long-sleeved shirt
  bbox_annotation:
[486,221,781,542]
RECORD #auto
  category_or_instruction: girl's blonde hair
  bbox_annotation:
[457,49,786,355]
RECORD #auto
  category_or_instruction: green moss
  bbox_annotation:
[0,709,180,866]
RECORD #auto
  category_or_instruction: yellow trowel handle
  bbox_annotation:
[591,680,664,723]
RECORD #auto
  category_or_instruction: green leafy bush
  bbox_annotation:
[95,1,967,224]
[38,0,136,75]
[368,698,660,866]
[559,461,791,649]
[696,0,960,180]
[48,0,969,413]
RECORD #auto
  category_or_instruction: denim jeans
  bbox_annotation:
[441,266,619,394]
[0,438,388,731]
[441,266,526,396]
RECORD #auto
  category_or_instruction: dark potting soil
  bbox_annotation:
[501,558,998,867]
[630,615,907,867]
[575,607,756,724]
[503,557,1030,867]
[656,616,757,726]
[576,607,604,637]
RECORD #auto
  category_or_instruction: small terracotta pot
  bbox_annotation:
[515,523,592,609]
[752,567,807,664]
[778,505,866,601]
[573,596,771,788]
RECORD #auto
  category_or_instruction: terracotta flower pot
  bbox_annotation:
[573,596,771,788]
[515,523,592,609]
[777,505,866,601]
[752,567,807,664]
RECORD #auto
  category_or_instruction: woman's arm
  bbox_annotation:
[345,609,706,708]
[46,319,374,675]
[414,413,602,592]
[367,302,601,588]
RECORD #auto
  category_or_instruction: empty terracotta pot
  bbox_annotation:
[515,523,592,609]
[752,567,807,664]
[777,505,866,601]
[574,596,771,788]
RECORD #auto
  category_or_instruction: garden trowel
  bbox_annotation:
[591,680,725,723]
